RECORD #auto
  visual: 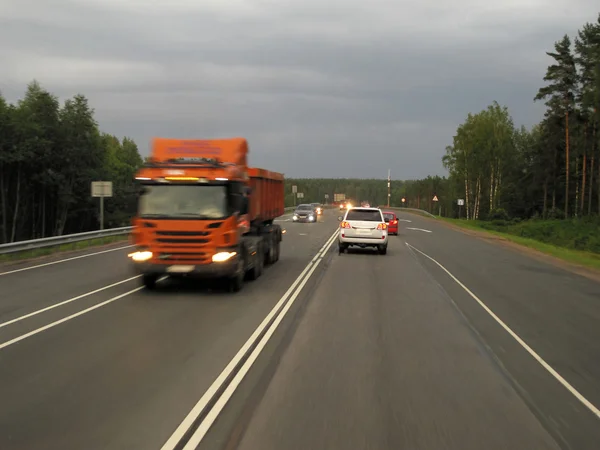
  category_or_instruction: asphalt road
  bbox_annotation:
[0,211,334,450]
[1,209,600,450]
[208,211,600,450]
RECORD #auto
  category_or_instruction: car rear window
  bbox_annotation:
[383,213,395,220]
[346,209,382,221]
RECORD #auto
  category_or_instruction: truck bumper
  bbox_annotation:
[131,255,240,279]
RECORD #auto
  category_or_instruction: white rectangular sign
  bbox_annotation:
[457,199,464,206]
[91,181,113,198]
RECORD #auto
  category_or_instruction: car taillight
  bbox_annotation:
[340,221,351,229]
[392,220,398,225]
[376,223,387,230]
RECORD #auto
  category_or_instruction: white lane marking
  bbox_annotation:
[299,233,308,236]
[406,242,600,420]
[406,227,432,233]
[161,228,339,450]
[0,276,141,330]
[0,244,134,276]
[398,219,412,222]
[0,285,143,351]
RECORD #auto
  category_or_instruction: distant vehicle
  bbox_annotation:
[382,211,399,235]
[310,202,323,215]
[338,207,388,255]
[339,201,352,211]
[293,204,318,223]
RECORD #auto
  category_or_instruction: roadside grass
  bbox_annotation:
[440,217,600,271]
[0,234,130,264]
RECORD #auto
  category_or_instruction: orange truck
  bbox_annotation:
[127,137,284,292]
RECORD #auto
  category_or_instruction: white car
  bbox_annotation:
[337,207,388,255]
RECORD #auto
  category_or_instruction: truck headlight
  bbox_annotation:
[212,251,236,262]
[128,250,153,262]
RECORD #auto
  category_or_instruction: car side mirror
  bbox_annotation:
[337,216,342,221]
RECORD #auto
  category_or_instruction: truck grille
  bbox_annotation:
[157,252,208,263]
[154,230,210,244]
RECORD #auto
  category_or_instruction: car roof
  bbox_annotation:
[347,207,381,212]
[297,204,311,207]
[382,211,396,215]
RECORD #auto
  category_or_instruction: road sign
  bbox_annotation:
[432,195,439,202]
[324,194,329,199]
[334,193,345,202]
[91,181,113,197]
[297,192,304,199]
[457,199,464,206]
[91,181,113,231]
[292,185,297,194]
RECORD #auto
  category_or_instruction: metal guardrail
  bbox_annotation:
[0,207,300,256]
[0,227,134,255]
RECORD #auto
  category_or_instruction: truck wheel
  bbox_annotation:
[273,239,281,262]
[248,244,264,280]
[228,256,245,292]
[142,274,158,290]
[266,237,276,265]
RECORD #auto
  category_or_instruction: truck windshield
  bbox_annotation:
[138,185,228,219]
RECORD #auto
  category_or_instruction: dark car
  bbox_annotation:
[293,204,317,223]
[310,202,323,215]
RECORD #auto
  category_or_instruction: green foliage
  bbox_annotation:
[0,81,143,243]
[471,217,600,254]
[443,13,600,222]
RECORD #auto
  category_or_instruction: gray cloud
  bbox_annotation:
[1,0,598,178]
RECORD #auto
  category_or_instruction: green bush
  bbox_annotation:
[496,217,600,254]
[487,208,509,221]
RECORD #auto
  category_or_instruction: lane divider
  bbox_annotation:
[0,277,167,352]
[0,275,141,330]
[0,245,135,276]
[406,242,600,420]
[406,227,432,233]
[160,228,340,450]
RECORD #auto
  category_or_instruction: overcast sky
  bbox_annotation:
[1,1,598,179]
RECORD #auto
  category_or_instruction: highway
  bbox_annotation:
[1,209,599,450]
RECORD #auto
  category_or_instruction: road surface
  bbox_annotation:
[1,210,599,450]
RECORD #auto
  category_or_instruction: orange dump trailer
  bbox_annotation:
[128,137,284,292]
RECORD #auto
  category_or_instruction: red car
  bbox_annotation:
[382,211,399,235]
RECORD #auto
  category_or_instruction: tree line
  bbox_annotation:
[283,177,450,212]
[0,81,143,244]
[443,13,600,221]
[5,12,599,247]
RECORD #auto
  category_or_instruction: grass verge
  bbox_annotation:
[0,234,130,264]
[440,217,600,272]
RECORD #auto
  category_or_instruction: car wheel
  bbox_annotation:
[378,245,387,255]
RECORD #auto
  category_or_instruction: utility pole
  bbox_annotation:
[387,169,391,207]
